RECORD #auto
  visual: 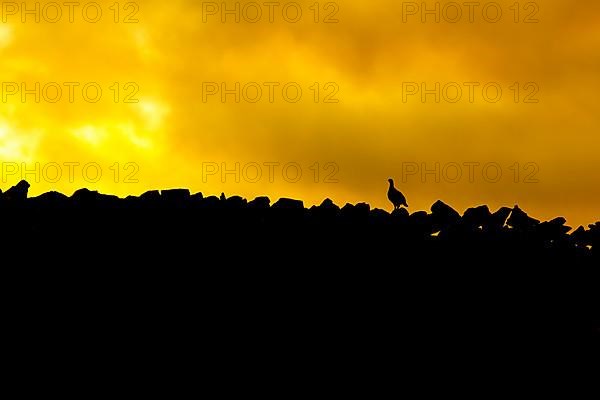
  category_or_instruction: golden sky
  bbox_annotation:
[1,0,599,226]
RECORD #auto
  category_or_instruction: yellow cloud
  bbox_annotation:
[0,120,39,161]
[0,0,598,226]
[0,25,12,48]
[71,125,107,147]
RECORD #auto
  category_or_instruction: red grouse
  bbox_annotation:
[387,179,408,210]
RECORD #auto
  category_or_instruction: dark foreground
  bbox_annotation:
[2,181,599,388]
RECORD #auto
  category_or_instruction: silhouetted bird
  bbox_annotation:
[387,179,408,210]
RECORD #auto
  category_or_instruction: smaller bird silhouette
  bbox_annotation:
[387,178,408,210]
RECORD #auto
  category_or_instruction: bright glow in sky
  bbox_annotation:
[1,0,599,227]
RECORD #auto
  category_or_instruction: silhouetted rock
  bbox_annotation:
[340,203,370,221]
[409,211,428,221]
[341,202,366,213]
[248,196,270,209]
[271,198,305,222]
[588,222,600,251]
[71,188,99,203]
[162,189,190,202]
[430,200,461,229]
[191,192,204,201]
[311,199,340,221]
[319,198,339,210]
[490,207,512,229]
[140,190,161,202]
[370,208,390,222]
[551,217,567,226]
[572,226,589,245]
[72,188,120,203]
[27,191,69,211]
[224,195,247,209]
[2,180,598,365]
[0,181,596,263]
[507,206,540,231]
[354,203,370,213]
[273,198,304,210]
[537,217,571,240]
[391,208,409,219]
[462,205,491,228]
[32,191,68,202]
[3,180,30,201]
[409,211,433,235]
[202,196,221,208]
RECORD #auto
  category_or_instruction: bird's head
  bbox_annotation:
[388,178,394,185]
